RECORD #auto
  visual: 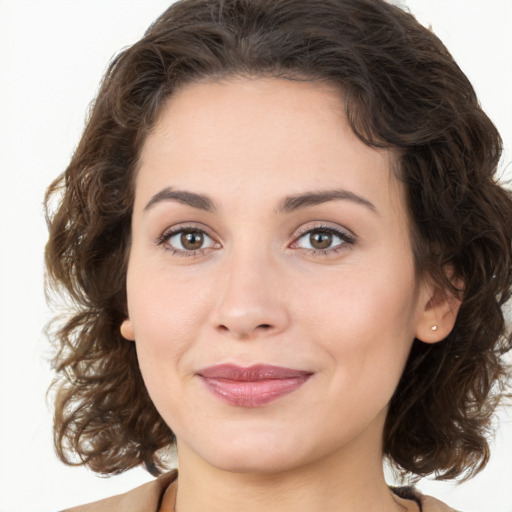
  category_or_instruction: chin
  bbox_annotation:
[178,426,315,475]
[204,448,305,475]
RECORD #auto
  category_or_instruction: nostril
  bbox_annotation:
[258,324,272,330]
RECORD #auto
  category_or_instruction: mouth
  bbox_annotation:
[196,364,313,407]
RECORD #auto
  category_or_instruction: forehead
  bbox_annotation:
[136,77,402,215]
[141,78,346,163]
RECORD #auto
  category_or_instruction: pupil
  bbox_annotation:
[310,231,332,249]
[181,231,203,250]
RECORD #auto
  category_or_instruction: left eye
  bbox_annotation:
[294,229,347,251]
[165,229,216,251]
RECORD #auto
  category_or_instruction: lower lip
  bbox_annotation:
[200,375,311,407]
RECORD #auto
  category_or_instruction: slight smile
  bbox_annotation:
[197,364,313,407]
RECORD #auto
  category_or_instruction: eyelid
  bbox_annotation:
[154,221,356,257]
[294,222,355,238]
[290,223,357,252]
[156,223,221,255]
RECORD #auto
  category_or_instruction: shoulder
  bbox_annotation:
[421,494,460,512]
[63,473,460,512]
[61,470,177,512]
[392,486,460,512]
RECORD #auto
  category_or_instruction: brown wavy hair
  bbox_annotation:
[45,0,512,479]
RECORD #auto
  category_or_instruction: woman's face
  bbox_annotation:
[124,78,433,474]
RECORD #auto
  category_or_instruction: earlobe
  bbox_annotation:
[120,319,135,341]
[415,277,463,344]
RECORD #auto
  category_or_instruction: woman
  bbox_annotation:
[44,0,512,510]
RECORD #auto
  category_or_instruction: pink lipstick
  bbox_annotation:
[197,364,312,407]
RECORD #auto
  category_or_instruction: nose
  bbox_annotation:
[210,248,290,340]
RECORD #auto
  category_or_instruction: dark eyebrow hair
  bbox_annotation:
[144,187,216,212]
[277,189,378,214]
[144,187,376,215]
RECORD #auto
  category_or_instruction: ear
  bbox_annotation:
[120,319,135,341]
[415,274,464,344]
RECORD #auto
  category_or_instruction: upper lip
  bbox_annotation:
[197,364,312,381]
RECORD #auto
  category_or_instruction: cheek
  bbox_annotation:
[296,262,419,391]
[298,262,418,337]
[129,245,213,317]
[126,267,216,429]
[125,260,216,370]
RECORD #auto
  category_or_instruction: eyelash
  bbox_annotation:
[156,224,219,258]
[291,224,356,256]
[156,223,356,257]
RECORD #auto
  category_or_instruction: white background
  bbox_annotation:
[0,1,511,511]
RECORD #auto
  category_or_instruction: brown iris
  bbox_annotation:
[309,231,333,249]
[181,230,204,250]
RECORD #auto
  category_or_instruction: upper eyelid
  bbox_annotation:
[157,225,219,257]
[158,222,217,239]
[293,223,355,239]
[290,224,357,250]
[155,221,356,248]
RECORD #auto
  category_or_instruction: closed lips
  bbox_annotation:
[197,363,312,380]
[197,364,313,407]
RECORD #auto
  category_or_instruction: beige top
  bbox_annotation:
[63,470,457,512]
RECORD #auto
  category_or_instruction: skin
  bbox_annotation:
[121,78,458,512]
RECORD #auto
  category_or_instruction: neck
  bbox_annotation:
[173,414,409,512]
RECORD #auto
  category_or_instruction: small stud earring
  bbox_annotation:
[429,298,439,334]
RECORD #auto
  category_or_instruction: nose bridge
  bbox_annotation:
[211,241,289,338]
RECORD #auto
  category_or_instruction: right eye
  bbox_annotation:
[158,227,218,256]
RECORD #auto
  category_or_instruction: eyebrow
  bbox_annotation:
[144,187,216,212]
[143,187,377,215]
[277,189,377,214]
